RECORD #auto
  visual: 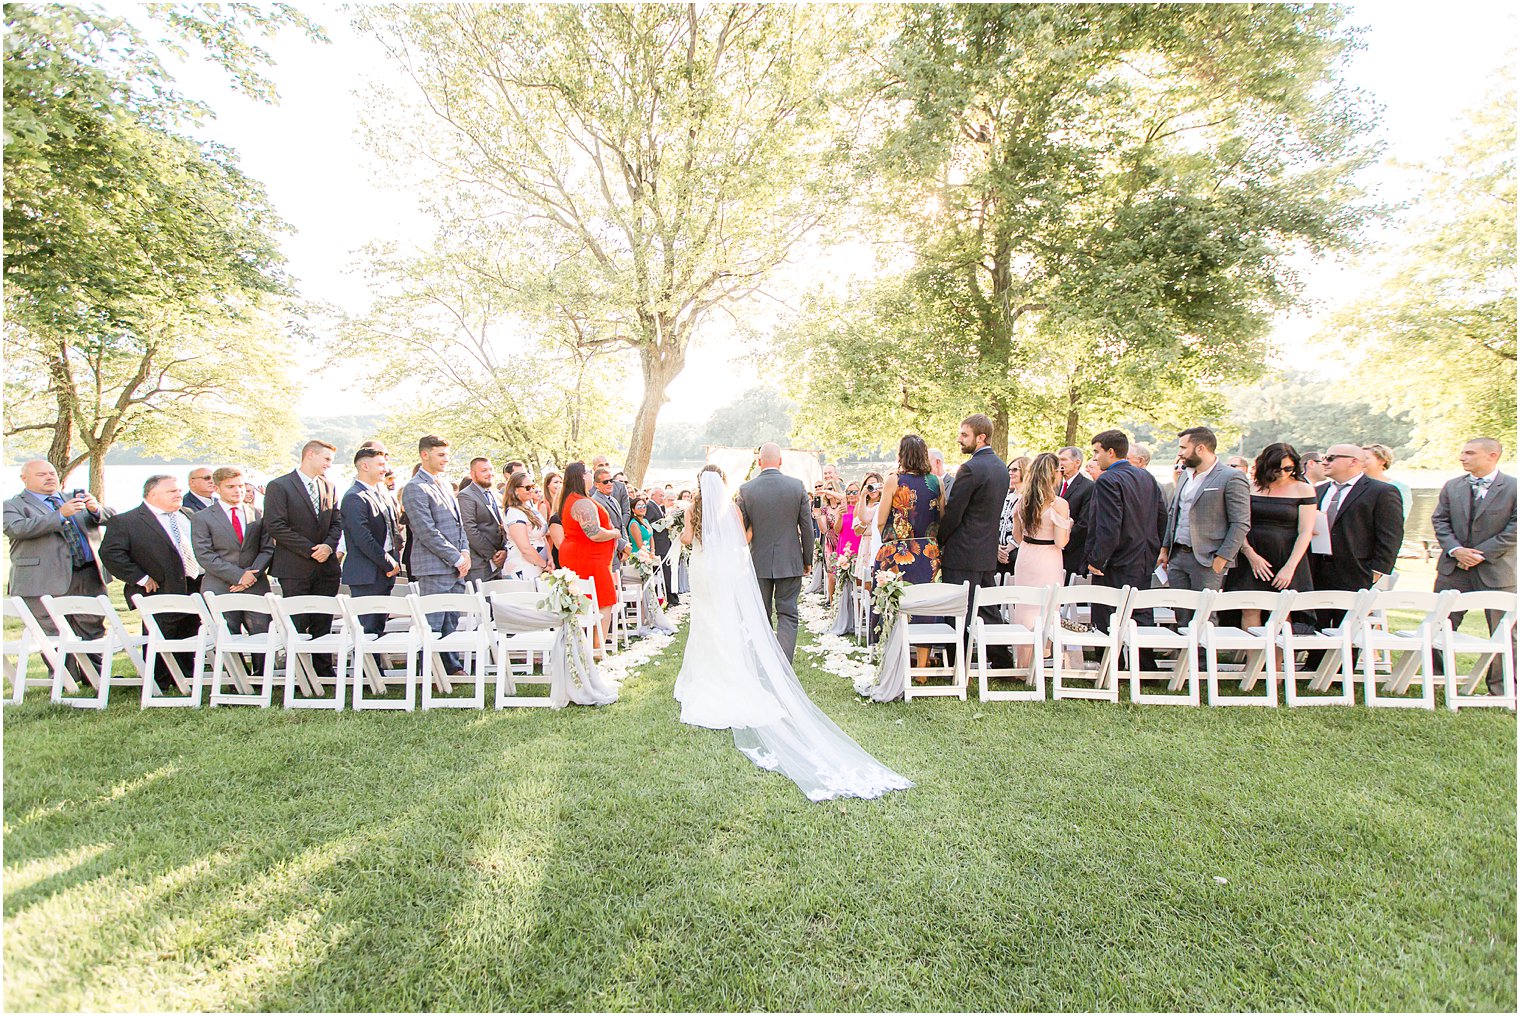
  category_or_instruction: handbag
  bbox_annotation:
[1060,617,1094,634]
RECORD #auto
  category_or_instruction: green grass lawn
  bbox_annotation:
[4,582,1515,1014]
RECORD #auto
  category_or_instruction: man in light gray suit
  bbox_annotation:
[402,435,471,674]
[458,456,508,583]
[1159,426,1251,628]
[736,443,813,661]
[1432,436,1517,694]
[191,466,275,654]
[3,460,114,681]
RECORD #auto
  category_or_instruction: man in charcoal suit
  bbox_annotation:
[100,474,204,683]
[937,414,1010,647]
[3,460,115,683]
[1056,447,1094,584]
[737,443,813,661]
[191,466,274,672]
[1431,437,1516,694]
[402,435,471,674]
[592,467,630,562]
[458,456,508,584]
[1085,429,1167,643]
[646,488,679,607]
[341,446,405,636]
[264,439,343,676]
[182,467,217,513]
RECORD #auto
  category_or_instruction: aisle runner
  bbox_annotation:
[600,603,690,688]
[797,592,875,686]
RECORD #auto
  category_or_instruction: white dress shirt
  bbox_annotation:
[153,507,202,579]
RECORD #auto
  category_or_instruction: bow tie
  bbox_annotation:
[1470,475,1493,489]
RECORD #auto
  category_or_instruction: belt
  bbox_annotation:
[1024,537,1056,546]
[1173,543,1193,553]
[73,560,97,571]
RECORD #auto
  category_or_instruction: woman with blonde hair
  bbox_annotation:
[1011,452,1071,668]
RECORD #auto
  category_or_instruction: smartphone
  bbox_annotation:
[68,489,88,502]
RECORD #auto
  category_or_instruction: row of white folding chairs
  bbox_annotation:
[952,584,1515,710]
[3,588,585,712]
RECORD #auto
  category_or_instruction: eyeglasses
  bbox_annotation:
[596,479,613,486]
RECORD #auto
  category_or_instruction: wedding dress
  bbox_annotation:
[675,471,912,802]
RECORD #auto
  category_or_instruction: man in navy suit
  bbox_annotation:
[1085,429,1167,641]
[264,439,343,675]
[342,445,404,635]
[938,413,1010,643]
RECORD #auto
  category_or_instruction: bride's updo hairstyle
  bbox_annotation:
[689,464,727,545]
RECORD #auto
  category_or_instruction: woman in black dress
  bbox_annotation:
[1227,442,1318,632]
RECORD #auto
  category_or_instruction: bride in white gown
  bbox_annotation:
[675,466,912,802]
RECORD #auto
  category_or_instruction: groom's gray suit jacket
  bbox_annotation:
[737,468,813,579]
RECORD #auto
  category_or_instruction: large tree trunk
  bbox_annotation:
[1064,401,1080,447]
[624,328,687,487]
[45,351,74,476]
[87,442,108,500]
[991,401,1010,459]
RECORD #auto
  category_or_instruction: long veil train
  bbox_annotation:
[676,471,911,802]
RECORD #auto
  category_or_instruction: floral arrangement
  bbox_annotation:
[631,547,660,582]
[537,567,595,684]
[870,571,907,658]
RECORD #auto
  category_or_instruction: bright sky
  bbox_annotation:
[143,1,1517,425]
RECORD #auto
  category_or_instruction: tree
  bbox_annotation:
[353,4,871,485]
[704,385,797,449]
[3,3,323,492]
[787,4,1377,457]
[1320,76,1516,462]
[336,238,632,473]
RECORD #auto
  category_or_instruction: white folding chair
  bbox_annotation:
[616,570,645,645]
[268,594,349,711]
[489,590,556,708]
[1364,571,1401,674]
[472,577,538,597]
[971,584,1055,702]
[133,593,215,708]
[1275,590,1368,707]
[853,573,871,646]
[41,594,146,709]
[1197,590,1282,706]
[901,582,970,702]
[410,592,490,708]
[1434,590,1517,711]
[1355,590,1449,710]
[1050,584,1129,702]
[4,596,66,704]
[202,591,283,707]
[339,595,422,711]
[1123,588,1212,707]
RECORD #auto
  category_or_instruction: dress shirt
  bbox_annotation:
[26,489,96,564]
[153,507,202,579]
[1174,459,1217,549]
[359,479,394,553]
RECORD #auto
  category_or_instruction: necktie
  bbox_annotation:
[1325,482,1349,528]
[166,511,201,578]
[47,495,89,566]
[1060,479,1069,498]
[306,477,321,515]
[231,506,244,544]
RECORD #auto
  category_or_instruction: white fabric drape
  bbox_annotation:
[853,584,969,703]
[490,600,618,708]
[677,472,911,802]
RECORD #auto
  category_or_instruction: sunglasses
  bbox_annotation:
[1324,454,1356,462]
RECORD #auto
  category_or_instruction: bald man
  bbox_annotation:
[737,442,813,660]
[3,460,115,677]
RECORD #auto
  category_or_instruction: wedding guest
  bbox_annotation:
[627,496,654,555]
[1083,458,1103,482]
[1085,430,1166,639]
[560,462,621,646]
[340,446,404,635]
[3,459,113,683]
[938,414,1009,640]
[592,467,630,562]
[591,454,630,518]
[647,489,678,606]
[1159,426,1252,628]
[1128,445,1153,470]
[401,435,472,675]
[1225,455,1253,479]
[675,488,694,596]
[1227,442,1318,635]
[1303,451,1328,487]
[99,475,203,682]
[1431,437,1516,694]
[264,440,342,676]
[927,447,955,498]
[543,470,564,569]
[458,456,508,584]
[997,456,1030,582]
[183,467,217,512]
[1361,444,1412,522]
[503,460,525,479]
[875,435,943,584]
[1011,453,1071,668]
[1056,447,1094,583]
[190,466,276,670]
[502,471,550,580]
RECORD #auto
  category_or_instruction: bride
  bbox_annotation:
[675,465,912,802]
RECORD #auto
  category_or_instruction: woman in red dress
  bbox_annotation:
[556,461,620,647]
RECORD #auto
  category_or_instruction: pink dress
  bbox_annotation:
[1012,505,1071,630]
[835,506,862,557]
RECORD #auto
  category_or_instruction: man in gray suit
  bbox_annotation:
[736,443,813,661]
[458,456,508,583]
[402,435,471,674]
[3,460,115,680]
[1159,426,1251,628]
[191,466,275,651]
[1432,436,1517,694]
